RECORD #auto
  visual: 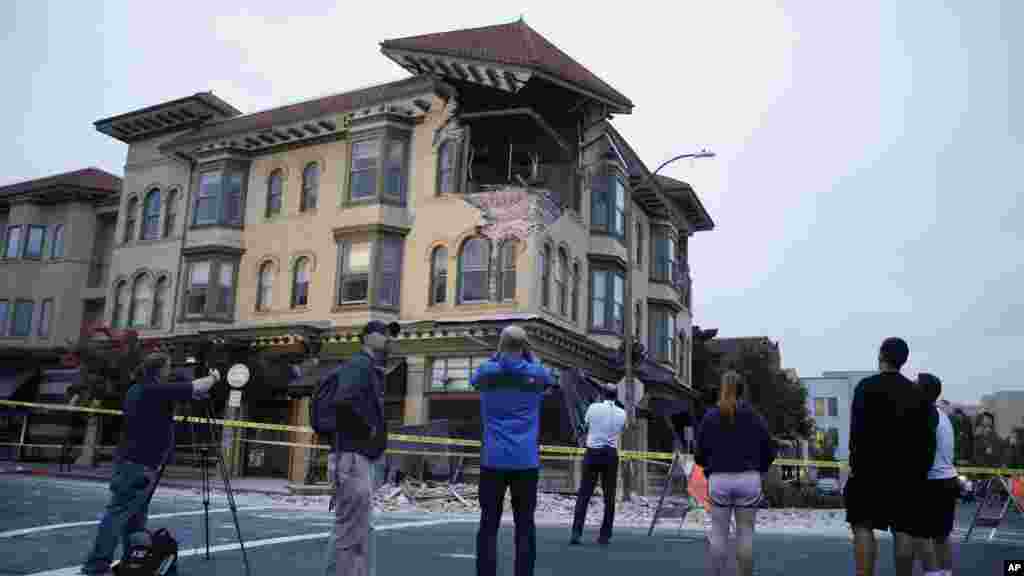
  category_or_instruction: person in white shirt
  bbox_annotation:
[570,385,626,546]
[917,373,957,576]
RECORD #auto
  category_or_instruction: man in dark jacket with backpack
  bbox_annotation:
[317,320,398,576]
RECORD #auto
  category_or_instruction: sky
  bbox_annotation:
[1,1,1019,403]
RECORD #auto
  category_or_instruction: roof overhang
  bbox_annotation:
[656,176,715,232]
[94,92,242,145]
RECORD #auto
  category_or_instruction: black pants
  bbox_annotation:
[571,447,619,542]
[476,467,538,576]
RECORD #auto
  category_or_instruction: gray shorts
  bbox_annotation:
[708,471,763,509]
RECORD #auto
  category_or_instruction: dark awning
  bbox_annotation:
[0,368,33,416]
[40,368,81,400]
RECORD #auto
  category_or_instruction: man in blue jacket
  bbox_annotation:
[473,325,554,576]
[81,352,219,575]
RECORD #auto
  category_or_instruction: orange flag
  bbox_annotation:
[1012,477,1024,502]
[688,464,710,512]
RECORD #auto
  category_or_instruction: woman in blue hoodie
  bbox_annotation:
[695,370,777,576]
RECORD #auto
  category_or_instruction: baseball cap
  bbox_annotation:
[362,320,400,338]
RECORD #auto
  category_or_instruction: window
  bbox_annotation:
[571,262,579,322]
[38,299,53,338]
[385,140,406,200]
[438,140,457,194]
[540,245,551,308]
[112,280,129,328]
[814,398,827,418]
[194,172,243,226]
[291,257,311,308]
[163,190,178,238]
[301,163,319,211]
[24,225,46,259]
[590,171,626,239]
[590,266,625,333]
[431,356,489,392]
[0,300,7,335]
[376,237,403,308]
[649,305,677,363]
[142,189,160,240]
[591,177,608,229]
[827,397,839,417]
[152,277,168,328]
[124,198,138,243]
[613,177,626,237]
[51,224,64,258]
[130,275,153,328]
[266,170,283,217]
[459,237,490,303]
[557,248,568,315]
[257,261,275,311]
[217,263,235,315]
[4,225,22,258]
[350,140,378,200]
[339,243,370,304]
[12,300,33,337]
[185,262,210,315]
[430,247,448,305]
[498,241,517,301]
[651,227,677,283]
[635,222,643,266]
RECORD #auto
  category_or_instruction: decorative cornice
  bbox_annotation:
[332,223,411,240]
[182,245,246,258]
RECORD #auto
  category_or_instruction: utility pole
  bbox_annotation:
[621,148,715,502]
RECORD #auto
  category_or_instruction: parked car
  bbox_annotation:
[816,477,841,496]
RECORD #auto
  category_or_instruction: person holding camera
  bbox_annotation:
[570,384,626,546]
[473,325,554,576]
[80,352,219,575]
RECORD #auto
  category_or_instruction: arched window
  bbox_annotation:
[430,246,448,305]
[438,140,455,194]
[557,248,569,315]
[50,224,64,258]
[257,261,275,311]
[292,257,310,308]
[123,197,138,243]
[163,190,178,238]
[541,244,552,308]
[267,170,283,217]
[301,163,319,211]
[142,189,160,240]
[152,276,168,328]
[130,275,154,327]
[571,262,580,322]
[112,280,128,328]
[459,237,490,303]
[498,240,517,301]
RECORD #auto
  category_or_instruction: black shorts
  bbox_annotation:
[917,478,959,539]
[844,474,892,532]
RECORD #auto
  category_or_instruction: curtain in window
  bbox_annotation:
[340,243,370,303]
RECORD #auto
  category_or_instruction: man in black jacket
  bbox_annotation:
[328,320,398,576]
[844,337,934,576]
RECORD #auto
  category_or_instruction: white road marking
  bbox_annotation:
[0,506,277,538]
[439,553,475,559]
[25,518,470,576]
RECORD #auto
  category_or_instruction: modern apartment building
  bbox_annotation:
[800,370,876,462]
[90,20,716,487]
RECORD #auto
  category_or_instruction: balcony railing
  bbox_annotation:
[87,261,110,289]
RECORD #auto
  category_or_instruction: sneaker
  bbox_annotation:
[569,533,581,545]
[597,538,610,547]
[80,561,113,575]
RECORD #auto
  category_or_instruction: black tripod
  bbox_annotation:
[188,397,251,576]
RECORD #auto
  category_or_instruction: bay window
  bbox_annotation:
[590,263,625,334]
[12,300,33,337]
[590,170,626,241]
[649,304,677,364]
[334,228,407,310]
[347,129,410,204]
[431,356,490,392]
[651,226,677,284]
[24,225,46,259]
[458,237,490,303]
[182,253,240,321]
[4,225,22,259]
[193,169,245,227]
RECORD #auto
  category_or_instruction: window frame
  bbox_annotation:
[163,190,178,238]
[192,167,246,228]
[301,162,320,212]
[346,128,411,206]
[0,300,8,336]
[430,355,491,392]
[333,228,408,311]
[123,198,138,243]
[635,221,644,267]
[51,224,65,259]
[266,169,283,218]
[130,274,154,328]
[141,188,161,240]
[180,255,240,322]
[430,246,448,305]
[152,276,168,328]
[570,262,580,322]
[337,242,371,306]
[648,303,677,364]
[112,279,129,329]
[497,240,517,302]
[11,299,34,337]
[4,225,22,259]
[556,247,569,315]
[650,225,679,285]
[291,257,312,309]
[540,244,552,309]
[588,261,626,335]
[590,167,627,243]
[457,236,492,304]
[24,225,46,259]
[256,261,275,312]
[375,236,404,309]
[436,138,464,195]
[38,298,53,339]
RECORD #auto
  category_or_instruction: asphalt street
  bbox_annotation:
[0,475,1020,576]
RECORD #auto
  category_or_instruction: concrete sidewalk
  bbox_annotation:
[0,460,302,495]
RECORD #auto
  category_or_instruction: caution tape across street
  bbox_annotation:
[5,398,1024,474]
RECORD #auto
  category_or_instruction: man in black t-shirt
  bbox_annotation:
[844,337,934,576]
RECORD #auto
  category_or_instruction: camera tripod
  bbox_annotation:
[188,396,251,576]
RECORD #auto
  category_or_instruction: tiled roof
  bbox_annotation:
[380,20,632,110]
[163,76,443,149]
[0,168,122,199]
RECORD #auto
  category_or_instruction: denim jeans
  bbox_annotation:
[321,453,382,576]
[82,459,156,573]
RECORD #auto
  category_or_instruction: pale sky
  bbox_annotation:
[2,1,1019,403]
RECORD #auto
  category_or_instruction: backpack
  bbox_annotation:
[113,528,178,576]
[311,369,341,437]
